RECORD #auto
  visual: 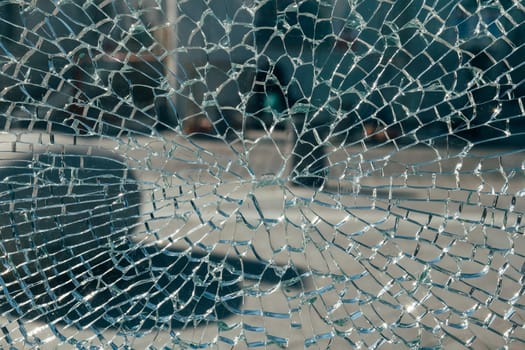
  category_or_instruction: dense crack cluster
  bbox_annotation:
[0,0,524,348]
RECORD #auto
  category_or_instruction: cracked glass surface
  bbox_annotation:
[0,0,524,348]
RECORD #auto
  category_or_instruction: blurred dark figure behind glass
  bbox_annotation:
[255,0,331,187]
[253,0,355,188]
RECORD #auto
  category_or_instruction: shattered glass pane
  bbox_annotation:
[0,0,524,348]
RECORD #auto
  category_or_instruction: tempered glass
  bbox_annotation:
[0,0,524,348]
